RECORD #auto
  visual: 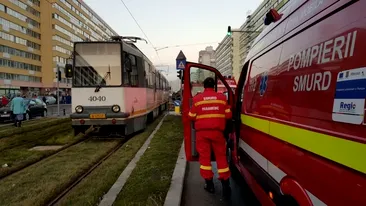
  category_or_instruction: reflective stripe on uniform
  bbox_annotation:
[200,165,212,170]
[196,114,226,119]
[225,109,231,113]
[188,112,196,117]
[194,100,226,107]
[218,167,230,173]
[241,114,366,174]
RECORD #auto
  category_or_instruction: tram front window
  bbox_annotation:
[73,42,122,87]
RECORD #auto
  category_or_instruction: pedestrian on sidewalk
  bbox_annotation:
[10,92,26,127]
[187,77,232,199]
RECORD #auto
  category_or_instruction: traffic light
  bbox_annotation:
[65,64,73,78]
[55,70,61,81]
[177,70,182,79]
[177,70,184,83]
[227,26,232,36]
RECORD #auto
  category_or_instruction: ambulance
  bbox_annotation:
[217,76,237,99]
[181,0,366,205]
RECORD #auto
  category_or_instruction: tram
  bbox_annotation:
[65,36,170,136]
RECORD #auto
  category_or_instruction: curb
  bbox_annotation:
[98,113,168,206]
[163,141,187,206]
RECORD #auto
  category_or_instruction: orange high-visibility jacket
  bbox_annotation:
[188,88,232,131]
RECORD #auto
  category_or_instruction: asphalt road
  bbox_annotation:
[47,104,71,116]
[0,104,71,127]
[182,162,260,206]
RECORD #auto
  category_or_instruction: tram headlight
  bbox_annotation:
[75,105,83,113]
[112,105,120,113]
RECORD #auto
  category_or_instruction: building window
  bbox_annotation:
[53,56,67,64]
[53,46,72,55]
[28,0,40,7]
[54,25,83,42]
[52,35,73,47]
[0,58,41,72]
[0,72,41,82]
[0,45,41,61]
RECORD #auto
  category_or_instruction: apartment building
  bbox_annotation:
[215,31,240,77]
[192,46,216,83]
[233,0,289,80]
[0,0,118,96]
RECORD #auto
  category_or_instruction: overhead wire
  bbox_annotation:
[153,41,220,51]
[118,0,162,63]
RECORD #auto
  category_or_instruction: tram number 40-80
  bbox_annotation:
[88,96,106,101]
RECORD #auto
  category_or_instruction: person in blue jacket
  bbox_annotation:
[10,92,26,127]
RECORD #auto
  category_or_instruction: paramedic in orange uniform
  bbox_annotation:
[188,77,232,199]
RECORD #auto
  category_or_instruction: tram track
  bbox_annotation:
[0,126,94,180]
[0,121,72,152]
[46,113,166,206]
[46,137,126,206]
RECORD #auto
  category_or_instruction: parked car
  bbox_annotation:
[0,98,47,122]
[38,96,56,105]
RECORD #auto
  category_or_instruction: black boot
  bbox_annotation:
[18,121,21,127]
[221,179,231,200]
[204,179,215,193]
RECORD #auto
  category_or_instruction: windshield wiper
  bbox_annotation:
[95,65,111,92]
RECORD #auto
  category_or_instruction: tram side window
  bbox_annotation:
[123,52,131,85]
[145,62,151,88]
[159,75,162,89]
[158,73,161,89]
[129,54,138,87]
[155,73,159,89]
[152,72,155,89]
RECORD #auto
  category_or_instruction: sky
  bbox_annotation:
[83,0,264,81]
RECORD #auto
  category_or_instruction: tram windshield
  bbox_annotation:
[73,42,122,87]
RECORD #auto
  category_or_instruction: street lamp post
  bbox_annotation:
[227,26,261,36]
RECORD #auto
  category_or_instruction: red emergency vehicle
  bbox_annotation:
[217,77,236,94]
[181,0,366,205]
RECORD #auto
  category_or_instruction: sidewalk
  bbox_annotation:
[181,162,259,206]
[164,151,260,206]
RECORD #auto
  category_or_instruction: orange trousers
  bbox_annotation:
[196,130,231,180]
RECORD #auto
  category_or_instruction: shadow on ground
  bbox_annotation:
[182,161,261,206]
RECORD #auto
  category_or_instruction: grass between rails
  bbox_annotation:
[0,139,121,206]
[55,115,165,206]
[114,115,183,206]
[0,118,70,138]
[0,121,72,152]
[0,129,85,178]
[0,117,52,130]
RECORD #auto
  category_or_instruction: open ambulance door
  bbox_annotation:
[182,62,235,162]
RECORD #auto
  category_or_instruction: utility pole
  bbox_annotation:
[57,64,60,116]
[176,50,186,103]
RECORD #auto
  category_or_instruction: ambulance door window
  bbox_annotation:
[189,67,216,97]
